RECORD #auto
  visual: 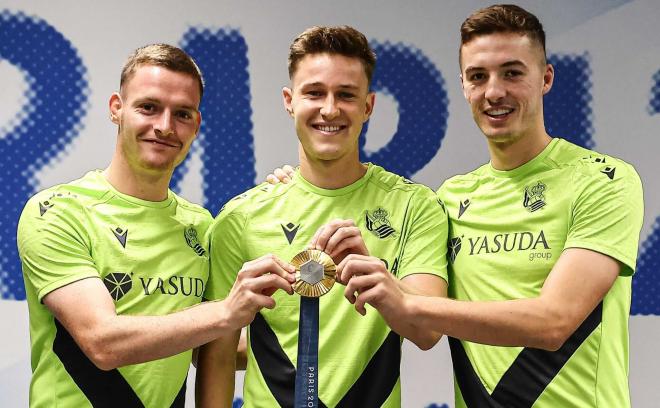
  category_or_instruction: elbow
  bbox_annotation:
[79,336,120,371]
[410,331,443,351]
[534,320,575,352]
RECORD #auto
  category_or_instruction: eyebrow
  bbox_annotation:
[134,97,198,111]
[464,60,527,75]
[300,81,360,90]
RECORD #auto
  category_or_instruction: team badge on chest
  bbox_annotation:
[184,226,207,257]
[365,207,397,239]
[523,181,547,212]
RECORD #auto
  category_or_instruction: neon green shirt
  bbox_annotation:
[17,170,212,408]
[206,164,448,407]
[437,138,643,408]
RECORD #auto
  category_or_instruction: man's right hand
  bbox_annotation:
[223,254,295,329]
[309,219,369,268]
[265,164,295,184]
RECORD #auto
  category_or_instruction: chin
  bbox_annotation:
[140,158,176,173]
[304,146,344,162]
[481,127,517,143]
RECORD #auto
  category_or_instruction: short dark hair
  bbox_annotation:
[288,25,376,85]
[120,43,204,99]
[460,4,546,64]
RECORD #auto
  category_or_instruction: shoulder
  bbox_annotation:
[170,191,213,220]
[20,171,106,222]
[368,165,447,218]
[551,139,641,186]
[215,181,293,218]
[17,173,106,253]
[436,163,489,198]
[368,164,436,197]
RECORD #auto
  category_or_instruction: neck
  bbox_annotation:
[487,130,552,171]
[104,151,172,202]
[298,147,367,189]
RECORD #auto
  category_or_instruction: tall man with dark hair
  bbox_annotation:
[17,44,293,407]
[335,4,644,407]
[196,26,448,407]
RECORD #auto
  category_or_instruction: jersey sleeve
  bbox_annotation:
[396,187,449,282]
[204,205,248,301]
[565,161,644,276]
[17,194,98,302]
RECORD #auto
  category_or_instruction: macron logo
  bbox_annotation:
[112,227,128,248]
[458,199,471,219]
[281,222,300,244]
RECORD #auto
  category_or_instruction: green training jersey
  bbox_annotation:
[206,164,448,408]
[17,170,212,408]
[437,138,643,408]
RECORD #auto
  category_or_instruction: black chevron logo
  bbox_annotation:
[281,222,300,244]
[601,166,616,180]
[458,199,471,219]
[39,201,54,216]
[112,227,128,248]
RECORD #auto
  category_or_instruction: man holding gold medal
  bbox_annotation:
[196,26,448,407]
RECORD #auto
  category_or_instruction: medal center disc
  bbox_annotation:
[291,249,336,297]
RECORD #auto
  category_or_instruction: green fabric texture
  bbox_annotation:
[18,170,212,407]
[206,164,448,407]
[438,138,643,407]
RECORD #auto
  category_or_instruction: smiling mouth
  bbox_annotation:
[313,124,346,132]
[484,108,514,118]
[141,139,181,148]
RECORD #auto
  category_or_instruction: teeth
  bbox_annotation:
[487,108,513,117]
[317,125,341,132]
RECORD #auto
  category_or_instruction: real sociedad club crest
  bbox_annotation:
[523,181,547,212]
[365,207,397,239]
[184,226,207,257]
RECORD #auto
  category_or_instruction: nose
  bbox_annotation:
[320,95,340,120]
[154,111,175,137]
[484,77,506,102]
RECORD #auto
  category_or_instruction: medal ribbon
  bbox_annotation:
[294,296,319,407]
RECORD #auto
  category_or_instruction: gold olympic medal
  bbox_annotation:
[290,249,336,297]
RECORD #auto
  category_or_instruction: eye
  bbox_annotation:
[338,91,356,99]
[305,90,323,97]
[175,110,194,120]
[468,72,486,82]
[138,103,156,113]
[505,70,523,78]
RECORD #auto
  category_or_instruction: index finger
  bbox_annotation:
[265,254,296,282]
[282,165,296,179]
[311,219,355,252]
[245,254,296,282]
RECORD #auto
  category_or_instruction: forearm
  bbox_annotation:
[236,329,248,370]
[382,308,441,350]
[409,295,568,350]
[390,277,444,349]
[79,300,232,369]
[196,332,240,408]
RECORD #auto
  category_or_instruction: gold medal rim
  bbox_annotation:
[291,249,336,297]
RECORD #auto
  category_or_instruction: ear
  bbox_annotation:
[194,110,202,136]
[460,74,469,101]
[363,92,376,122]
[542,63,554,95]
[282,87,294,117]
[109,92,122,124]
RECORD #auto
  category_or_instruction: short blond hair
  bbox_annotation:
[120,43,204,98]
